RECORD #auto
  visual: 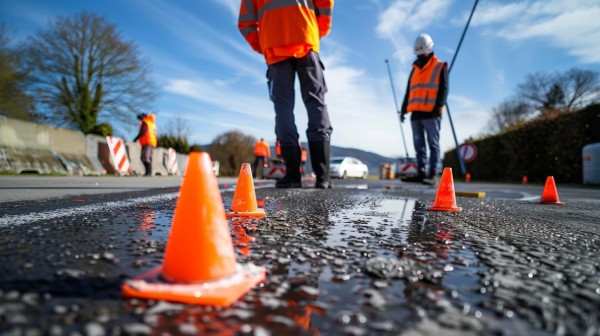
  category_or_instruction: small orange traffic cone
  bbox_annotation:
[540,176,566,205]
[226,163,266,218]
[121,152,266,306]
[428,167,462,212]
[465,173,471,183]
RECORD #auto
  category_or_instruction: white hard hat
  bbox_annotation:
[414,34,434,55]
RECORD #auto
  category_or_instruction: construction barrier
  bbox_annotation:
[125,141,145,176]
[86,134,110,175]
[167,148,178,175]
[0,116,197,177]
[50,126,98,175]
[153,147,169,176]
[0,117,68,175]
[106,136,132,175]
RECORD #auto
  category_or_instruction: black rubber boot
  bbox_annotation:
[309,141,332,189]
[276,146,302,188]
[144,162,152,176]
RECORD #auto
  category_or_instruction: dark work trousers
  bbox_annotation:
[253,155,266,178]
[411,118,441,177]
[267,51,333,147]
[141,145,153,164]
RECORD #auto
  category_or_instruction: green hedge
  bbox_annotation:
[443,104,600,184]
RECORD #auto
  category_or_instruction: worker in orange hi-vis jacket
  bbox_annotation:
[133,113,157,176]
[300,144,308,176]
[238,0,334,189]
[253,138,271,178]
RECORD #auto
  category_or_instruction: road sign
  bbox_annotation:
[459,143,478,163]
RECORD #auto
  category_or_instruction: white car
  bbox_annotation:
[330,156,369,179]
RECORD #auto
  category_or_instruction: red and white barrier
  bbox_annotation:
[167,147,178,175]
[106,136,131,175]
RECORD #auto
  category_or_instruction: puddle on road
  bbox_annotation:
[325,198,416,248]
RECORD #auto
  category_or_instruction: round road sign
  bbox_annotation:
[459,143,478,163]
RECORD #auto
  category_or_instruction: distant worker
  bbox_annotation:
[275,139,282,160]
[300,145,308,176]
[238,0,334,189]
[400,34,448,186]
[253,138,271,178]
[133,113,157,176]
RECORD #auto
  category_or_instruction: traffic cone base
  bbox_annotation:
[122,263,265,306]
[122,152,266,306]
[428,167,462,212]
[540,176,566,205]
[226,163,266,218]
[226,208,266,218]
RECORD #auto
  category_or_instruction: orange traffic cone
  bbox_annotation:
[226,163,266,218]
[428,167,462,212]
[121,152,266,306]
[540,176,566,205]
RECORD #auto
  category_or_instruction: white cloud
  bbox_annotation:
[164,79,272,121]
[470,0,600,64]
[469,2,528,26]
[376,0,452,65]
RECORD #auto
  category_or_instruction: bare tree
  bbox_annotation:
[208,130,256,176]
[486,98,531,134]
[517,68,600,116]
[22,12,157,134]
[517,71,557,116]
[0,24,34,121]
[164,116,192,140]
[157,116,193,154]
[558,68,600,109]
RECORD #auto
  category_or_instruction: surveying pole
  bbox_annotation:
[385,59,410,159]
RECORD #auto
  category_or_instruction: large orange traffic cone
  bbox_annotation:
[121,152,266,306]
[226,163,266,218]
[540,176,566,205]
[428,167,462,212]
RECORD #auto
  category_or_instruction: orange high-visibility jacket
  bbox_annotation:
[139,114,157,147]
[301,149,307,162]
[254,140,271,157]
[407,55,446,113]
[238,0,334,65]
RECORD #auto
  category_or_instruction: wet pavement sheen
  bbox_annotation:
[0,180,599,335]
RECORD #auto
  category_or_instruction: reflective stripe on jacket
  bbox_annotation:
[238,0,333,65]
[407,55,445,113]
[254,140,271,157]
[139,114,157,147]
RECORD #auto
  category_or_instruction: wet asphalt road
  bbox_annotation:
[0,176,599,335]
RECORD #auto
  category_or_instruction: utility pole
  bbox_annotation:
[385,59,410,159]
[445,0,479,175]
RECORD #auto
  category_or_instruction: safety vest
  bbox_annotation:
[301,149,307,162]
[254,140,270,157]
[407,55,445,113]
[238,0,334,65]
[139,114,157,147]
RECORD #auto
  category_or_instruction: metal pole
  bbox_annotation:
[445,0,479,176]
[385,59,410,159]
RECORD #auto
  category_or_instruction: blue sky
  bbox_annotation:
[2,0,599,158]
